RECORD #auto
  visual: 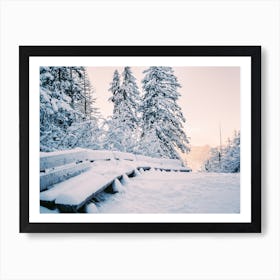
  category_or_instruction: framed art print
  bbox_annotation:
[19,46,261,233]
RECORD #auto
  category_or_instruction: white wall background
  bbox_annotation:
[0,0,279,279]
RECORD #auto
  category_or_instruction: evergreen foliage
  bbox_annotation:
[40,65,190,162]
[40,66,101,151]
[139,66,189,159]
[204,130,240,173]
[105,67,141,152]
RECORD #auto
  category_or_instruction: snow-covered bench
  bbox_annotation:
[40,149,93,191]
[40,166,137,212]
[40,149,124,191]
[40,149,191,212]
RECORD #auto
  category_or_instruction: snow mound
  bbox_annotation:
[121,174,130,185]
[134,169,141,177]
[112,178,123,193]
[86,203,99,213]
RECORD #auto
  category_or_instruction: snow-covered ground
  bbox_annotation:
[92,170,240,214]
[40,149,190,206]
[40,149,239,214]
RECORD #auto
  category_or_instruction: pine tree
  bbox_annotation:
[40,67,81,151]
[74,67,99,121]
[204,130,240,173]
[40,67,102,151]
[204,147,222,172]
[121,66,141,130]
[222,130,240,172]
[139,66,189,159]
[104,67,141,152]
[61,68,103,150]
[108,70,122,115]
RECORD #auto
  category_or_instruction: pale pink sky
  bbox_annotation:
[87,66,240,147]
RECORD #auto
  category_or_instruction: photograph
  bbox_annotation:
[39,65,241,215]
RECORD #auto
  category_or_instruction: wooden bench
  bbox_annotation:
[40,149,91,191]
[40,149,191,212]
[40,167,138,212]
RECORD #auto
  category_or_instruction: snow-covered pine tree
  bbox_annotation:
[139,66,189,159]
[203,130,240,173]
[104,67,140,152]
[40,67,102,151]
[103,70,123,151]
[54,67,84,113]
[121,67,141,128]
[40,67,82,151]
[204,147,222,172]
[61,67,103,150]
[74,67,99,121]
[108,70,122,115]
[221,130,240,172]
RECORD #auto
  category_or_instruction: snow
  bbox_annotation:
[40,161,91,191]
[40,206,59,213]
[120,173,130,185]
[41,148,187,171]
[40,150,189,208]
[40,147,87,158]
[96,172,240,214]
[40,153,146,204]
[105,67,141,154]
[112,179,123,193]
[51,98,58,112]
[204,131,240,173]
[43,167,133,205]
[133,168,141,177]
[40,149,189,191]
[140,66,189,159]
[40,149,239,213]
[86,203,99,213]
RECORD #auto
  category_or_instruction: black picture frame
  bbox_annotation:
[19,46,261,233]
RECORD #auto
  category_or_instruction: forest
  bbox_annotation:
[40,66,240,173]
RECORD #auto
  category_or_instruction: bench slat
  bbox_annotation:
[40,161,91,191]
[40,150,89,171]
[40,167,136,210]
